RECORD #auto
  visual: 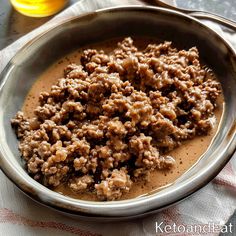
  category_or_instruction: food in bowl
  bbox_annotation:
[11,37,222,201]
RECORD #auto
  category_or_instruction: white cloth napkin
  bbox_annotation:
[0,1,235,235]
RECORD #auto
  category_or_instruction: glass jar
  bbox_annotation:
[10,0,69,17]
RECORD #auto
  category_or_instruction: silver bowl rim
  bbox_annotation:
[0,5,235,218]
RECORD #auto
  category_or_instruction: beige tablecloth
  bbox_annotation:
[0,0,235,235]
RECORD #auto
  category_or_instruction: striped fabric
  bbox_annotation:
[0,1,235,235]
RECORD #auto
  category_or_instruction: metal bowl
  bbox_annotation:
[0,6,235,220]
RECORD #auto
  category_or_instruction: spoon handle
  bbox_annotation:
[189,12,236,31]
[148,0,236,31]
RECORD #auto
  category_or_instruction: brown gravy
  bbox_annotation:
[22,38,224,201]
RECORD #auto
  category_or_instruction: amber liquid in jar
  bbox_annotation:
[10,0,68,17]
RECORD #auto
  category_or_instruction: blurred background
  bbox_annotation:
[0,0,236,50]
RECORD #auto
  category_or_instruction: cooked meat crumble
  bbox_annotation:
[11,37,221,201]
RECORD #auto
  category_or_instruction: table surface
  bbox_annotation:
[1,0,236,50]
[0,0,235,234]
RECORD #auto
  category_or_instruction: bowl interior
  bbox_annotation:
[0,6,235,217]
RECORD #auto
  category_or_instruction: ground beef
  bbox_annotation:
[11,37,221,201]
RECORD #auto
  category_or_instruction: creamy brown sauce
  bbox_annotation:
[22,38,224,201]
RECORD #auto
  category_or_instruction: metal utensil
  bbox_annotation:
[145,0,236,30]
